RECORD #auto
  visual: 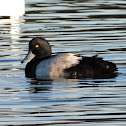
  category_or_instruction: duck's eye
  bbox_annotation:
[35,44,39,48]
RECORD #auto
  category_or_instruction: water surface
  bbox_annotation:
[0,0,126,125]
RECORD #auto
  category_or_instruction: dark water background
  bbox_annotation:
[0,0,126,125]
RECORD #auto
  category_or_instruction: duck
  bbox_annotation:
[21,37,118,79]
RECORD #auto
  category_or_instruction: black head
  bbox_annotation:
[29,37,51,59]
[21,37,52,63]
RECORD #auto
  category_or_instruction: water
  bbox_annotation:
[0,0,126,125]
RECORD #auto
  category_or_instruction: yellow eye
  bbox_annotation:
[35,44,39,48]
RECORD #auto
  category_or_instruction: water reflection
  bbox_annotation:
[0,0,25,42]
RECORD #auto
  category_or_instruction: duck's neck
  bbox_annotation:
[34,55,51,61]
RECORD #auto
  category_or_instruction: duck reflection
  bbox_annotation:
[29,79,53,93]
[29,78,80,93]
[28,78,116,94]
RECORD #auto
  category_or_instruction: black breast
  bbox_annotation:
[25,59,42,78]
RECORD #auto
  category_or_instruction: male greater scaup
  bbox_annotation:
[21,37,117,79]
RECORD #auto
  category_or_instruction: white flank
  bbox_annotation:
[36,53,82,79]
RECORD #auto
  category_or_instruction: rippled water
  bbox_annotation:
[0,0,126,125]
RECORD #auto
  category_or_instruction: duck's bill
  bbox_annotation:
[21,51,35,63]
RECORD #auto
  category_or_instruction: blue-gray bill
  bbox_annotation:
[21,51,35,63]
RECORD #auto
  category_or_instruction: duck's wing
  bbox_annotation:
[65,56,117,79]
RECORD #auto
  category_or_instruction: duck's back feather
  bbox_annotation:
[65,56,117,79]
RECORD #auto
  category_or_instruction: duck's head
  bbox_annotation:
[21,37,51,63]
